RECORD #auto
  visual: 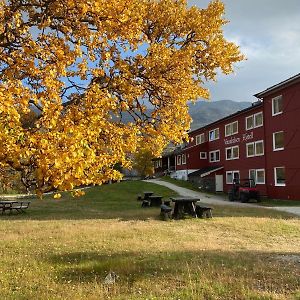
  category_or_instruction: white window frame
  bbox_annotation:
[272,95,283,116]
[209,128,220,142]
[246,115,254,130]
[274,167,286,186]
[246,140,264,157]
[246,112,263,130]
[225,121,238,137]
[249,169,265,184]
[200,152,207,159]
[181,154,186,165]
[177,155,181,166]
[246,142,255,158]
[195,133,206,145]
[209,150,220,163]
[273,131,284,151]
[225,145,239,160]
[254,112,263,128]
[226,170,240,184]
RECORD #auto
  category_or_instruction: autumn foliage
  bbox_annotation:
[0,0,243,194]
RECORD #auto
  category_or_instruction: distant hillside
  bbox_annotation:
[189,100,252,130]
[113,99,252,129]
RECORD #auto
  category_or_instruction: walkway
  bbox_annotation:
[144,179,300,217]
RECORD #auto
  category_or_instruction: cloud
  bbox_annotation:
[188,0,300,102]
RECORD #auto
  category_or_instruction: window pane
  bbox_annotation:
[225,125,231,136]
[276,167,285,184]
[257,170,265,183]
[249,170,256,181]
[233,122,238,133]
[246,116,254,129]
[210,152,214,162]
[215,128,219,139]
[227,172,233,183]
[233,146,239,158]
[226,148,232,159]
[274,132,284,149]
[278,97,283,112]
[247,143,254,156]
[255,141,264,155]
[273,96,283,114]
[255,113,263,127]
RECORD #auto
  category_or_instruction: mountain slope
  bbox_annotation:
[189,100,252,130]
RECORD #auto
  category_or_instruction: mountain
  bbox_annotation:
[188,100,252,130]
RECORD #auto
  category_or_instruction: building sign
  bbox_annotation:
[224,131,253,145]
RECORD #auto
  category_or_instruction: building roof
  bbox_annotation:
[188,166,224,178]
[254,73,300,99]
[188,101,263,135]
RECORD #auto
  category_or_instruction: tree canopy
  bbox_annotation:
[0,0,244,195]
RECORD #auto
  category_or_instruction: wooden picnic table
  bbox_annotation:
[148,195,163,207]
[170,197,200,219]
[143,191,154,200]
[0,201,31,214]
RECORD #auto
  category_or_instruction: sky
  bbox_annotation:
[188,0,300,102]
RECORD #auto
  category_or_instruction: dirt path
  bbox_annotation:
[144,179,300,217]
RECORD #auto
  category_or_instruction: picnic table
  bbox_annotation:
[0,201,31,214]
[143,191,154,200]
[148,195,163,207]
[170,197,200,219]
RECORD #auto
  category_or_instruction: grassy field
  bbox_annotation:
[0,181,299,300]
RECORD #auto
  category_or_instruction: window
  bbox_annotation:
[209,128,220,141]
[246,112,263,130]
[209,150,220,162]
[225,121,238,137]
[177,155,181,165]
[246,140,264,157]
[200,152,207,159]
[196,133,206,145]
[272,95,283,116]
[226,171,240,184]
[274,167,286,186]
[254,112,263,127]
[249,169,265,184]
[154,159,162,168]
[226,146,239,160]
[246,115,254,130]
[182,154,186,165]
[273,131,284,151]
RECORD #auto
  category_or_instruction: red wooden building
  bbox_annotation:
[154,73,300,200]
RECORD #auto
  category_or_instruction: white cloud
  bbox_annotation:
[188,0,300,101]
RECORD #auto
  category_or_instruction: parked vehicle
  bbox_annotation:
[228,178,261,203]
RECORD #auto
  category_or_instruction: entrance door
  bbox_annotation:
[215,175,223,192]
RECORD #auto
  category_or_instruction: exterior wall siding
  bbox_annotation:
[262,81,300,199]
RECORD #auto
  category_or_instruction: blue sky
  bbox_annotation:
[188,0,300,102]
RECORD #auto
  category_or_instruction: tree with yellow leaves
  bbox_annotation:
[0,0,244,195]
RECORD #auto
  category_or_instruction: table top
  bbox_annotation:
[148,195,162,199]
[170,197,200,202]
[0,201,19,204]
[143,191,154,194]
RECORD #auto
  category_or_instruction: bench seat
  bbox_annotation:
[195,204,213,218]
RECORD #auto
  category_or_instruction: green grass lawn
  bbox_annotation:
[0,181,299,300]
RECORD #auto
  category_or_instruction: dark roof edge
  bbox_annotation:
[254,73,300,98]
[189,101,263,135]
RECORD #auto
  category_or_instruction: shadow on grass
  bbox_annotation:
[45,249,300,298]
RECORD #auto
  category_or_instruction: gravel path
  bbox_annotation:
[144,179,300,217]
